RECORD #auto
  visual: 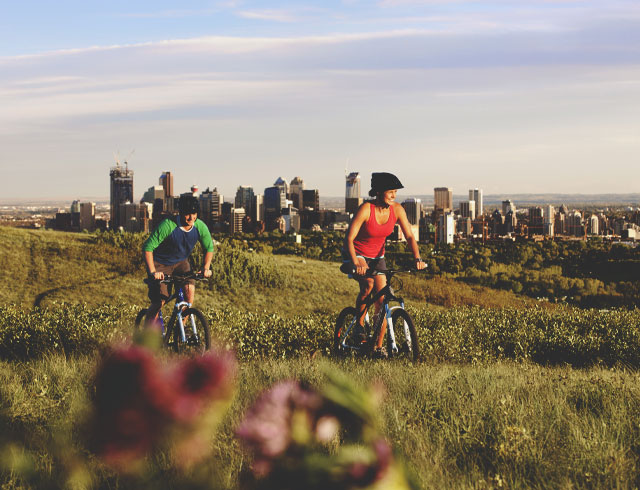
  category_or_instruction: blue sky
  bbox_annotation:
[1,0,639,200]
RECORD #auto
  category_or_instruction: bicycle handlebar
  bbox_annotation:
[340,263,427,278]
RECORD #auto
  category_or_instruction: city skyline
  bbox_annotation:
[2,1,640,200]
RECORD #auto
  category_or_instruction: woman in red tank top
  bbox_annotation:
[343,172,426,358]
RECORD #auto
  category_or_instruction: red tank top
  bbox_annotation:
[354,203,397,258]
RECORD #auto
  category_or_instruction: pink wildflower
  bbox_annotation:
[169,350,236,421]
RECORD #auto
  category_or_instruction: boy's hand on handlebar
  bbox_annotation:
[198,269,212,278]
[354,257,368,276]
[151,271,165,281]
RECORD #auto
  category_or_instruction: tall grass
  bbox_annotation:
[2,357,640,489]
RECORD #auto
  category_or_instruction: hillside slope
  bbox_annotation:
[0,226,540,313]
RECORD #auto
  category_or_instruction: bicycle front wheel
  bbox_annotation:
[388,309,420,362]
[333,307,365,358]
[134,308,148,329]
[175,308,211,355]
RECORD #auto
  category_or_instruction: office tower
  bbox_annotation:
[504,210,517,234]
[289,177,304,210]
[567,211,583,237]
[199,187,222,228]
[282,205,301,232]
[159,171,173,199]
[544,205,555,236]
[402,198,422,225]
[110,162,134,230]
[469,189,483,217]
[231,207,245,233]
[274,177,289,195]
[118,202,149,233]
[302,189,320,211]
[528,207,544,235]
[235,186,255,218]
[252,194,264,222]
[264,186,287,229]
[142,185,164,204]
[345,172,362,215]
[437,212,455,244]
[434,187,453,212]
[589,215,599,235]
[502,200,516,216]
[460,200,476,220]
[79,202,96,231]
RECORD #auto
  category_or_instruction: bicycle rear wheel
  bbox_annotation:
[334,307,367,358]
[174,307,211,355]
[388,309,420,362]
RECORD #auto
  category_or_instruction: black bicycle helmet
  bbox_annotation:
[368,172,404,197]
[178,195,199,215]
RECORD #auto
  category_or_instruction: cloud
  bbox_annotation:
[236,9,299,22]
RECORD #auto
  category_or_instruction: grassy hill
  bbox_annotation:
[0,226,543,313]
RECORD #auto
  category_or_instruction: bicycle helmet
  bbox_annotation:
[368,172,404,197]
[178,195,199,215]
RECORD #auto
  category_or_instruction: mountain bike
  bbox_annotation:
[334,268,421,362]
[135,272,211,355]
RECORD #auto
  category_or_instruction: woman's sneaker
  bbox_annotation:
[373,347,388,359]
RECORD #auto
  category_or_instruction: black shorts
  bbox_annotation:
[147,259,194,303]
[341,250,387,277]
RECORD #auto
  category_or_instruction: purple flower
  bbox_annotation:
[236,381,322,476]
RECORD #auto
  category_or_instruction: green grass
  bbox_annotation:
[2,356,640,489]
[0,226,542,313]
[2,226,640,488]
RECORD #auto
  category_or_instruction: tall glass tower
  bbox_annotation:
[109,162,133,230]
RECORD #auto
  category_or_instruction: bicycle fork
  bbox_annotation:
[174,290,200,344]
[387,301,412,355]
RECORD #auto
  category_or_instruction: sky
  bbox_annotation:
[1,0,639,201]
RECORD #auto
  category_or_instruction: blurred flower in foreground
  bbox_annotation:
[88,344,235,473]
[236,368,417,490]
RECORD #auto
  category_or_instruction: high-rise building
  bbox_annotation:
[544,205,555,236]
[528,207,544,236]
[110,162,134,230]
[274,177,289,195]
[402,198,422,225]
[142,185,164,204]
[252,194,264,222]
[589,215,599,235]
[79,202,96,231]
[437,211,455,244]
[231,207,245,233]
[434,187,453,212]
[502,200,516,216]
[235,186,255,219]
[567,211,584,237]
[159,171,173,199]
[264,186,287,229]
[345,172,362,215]
[302,189,320,211]
[289,177,304,210]
[469,189,483,217]
[460,200,476,220]
[199,187,223,228]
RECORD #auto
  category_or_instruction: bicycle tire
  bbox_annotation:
[388,309,420,362]
[134,308,148,329]
[174,308,211,355]
[333,307,364,358]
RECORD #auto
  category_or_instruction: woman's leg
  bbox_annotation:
[356,276,374,327]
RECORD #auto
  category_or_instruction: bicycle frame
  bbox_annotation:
[156,279,202,344]
[340,272,413,355]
